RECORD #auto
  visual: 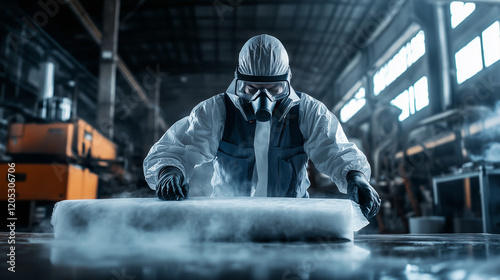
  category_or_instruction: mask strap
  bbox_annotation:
[235,69,289,82]
[239,98,256,122]
[272,98,293,121]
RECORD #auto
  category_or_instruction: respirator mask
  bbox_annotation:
[235,70,291,122]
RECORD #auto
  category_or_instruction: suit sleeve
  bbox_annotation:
[143,94,226,190]
[299,93,371,193]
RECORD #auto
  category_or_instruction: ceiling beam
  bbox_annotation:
[137,0,368,9]
[118,29,349,44]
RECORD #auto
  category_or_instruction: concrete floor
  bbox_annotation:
[1,233,499,280]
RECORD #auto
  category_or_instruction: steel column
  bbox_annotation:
[96,0,120,139]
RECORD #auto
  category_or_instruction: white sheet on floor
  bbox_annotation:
[50,197,368,243]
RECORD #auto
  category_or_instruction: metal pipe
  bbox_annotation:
[371,105,401,184]
[374,138,395,184]
[40,61,55,100]
[71,80,78,121]
[435,3,452,112]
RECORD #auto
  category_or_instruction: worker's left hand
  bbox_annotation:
[347,171,381,219]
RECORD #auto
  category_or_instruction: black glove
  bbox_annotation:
[156,166,189,201]
[347,171,381,219]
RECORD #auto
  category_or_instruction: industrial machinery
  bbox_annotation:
[433,166,500,234]
[0,96,118,229]
[5,117,116,165]
[371,105,500,234]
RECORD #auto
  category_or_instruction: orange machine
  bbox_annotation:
[0,163,98,200]
[1,118,116,228]
[6,118,116,162]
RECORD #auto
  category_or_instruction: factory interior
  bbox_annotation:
[1,0,500,279]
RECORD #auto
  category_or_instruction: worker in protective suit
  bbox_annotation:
[144,34,381,219]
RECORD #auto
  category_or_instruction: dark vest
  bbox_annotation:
[212,93,309,197]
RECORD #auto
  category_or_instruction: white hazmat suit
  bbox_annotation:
[144,34,370,197]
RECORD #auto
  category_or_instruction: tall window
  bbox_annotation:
[450,1,476,29]
[373,30,426,96]
[482,21,500,67]
[340,87,366,123]
[455,21,500,85]
[455,37,483,84]
[390,76,429,121]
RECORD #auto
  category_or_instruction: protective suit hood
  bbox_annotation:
[226,34,299,121]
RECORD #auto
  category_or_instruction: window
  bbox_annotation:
[450,1,476,29]
[390,76,429,121]
[391,90,410,121]
[455,21,500,84]
[373,30,426,96]
[455,37,483,84]
[414,76,429,111]
[340,87,366,123]
[482,21,500,67]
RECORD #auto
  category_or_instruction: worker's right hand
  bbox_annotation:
[156,166,189,201]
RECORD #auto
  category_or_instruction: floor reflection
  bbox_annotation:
[1,233,499,280]
[48,239,370,280]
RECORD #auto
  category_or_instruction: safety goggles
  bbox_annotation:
[235,80,290,102]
